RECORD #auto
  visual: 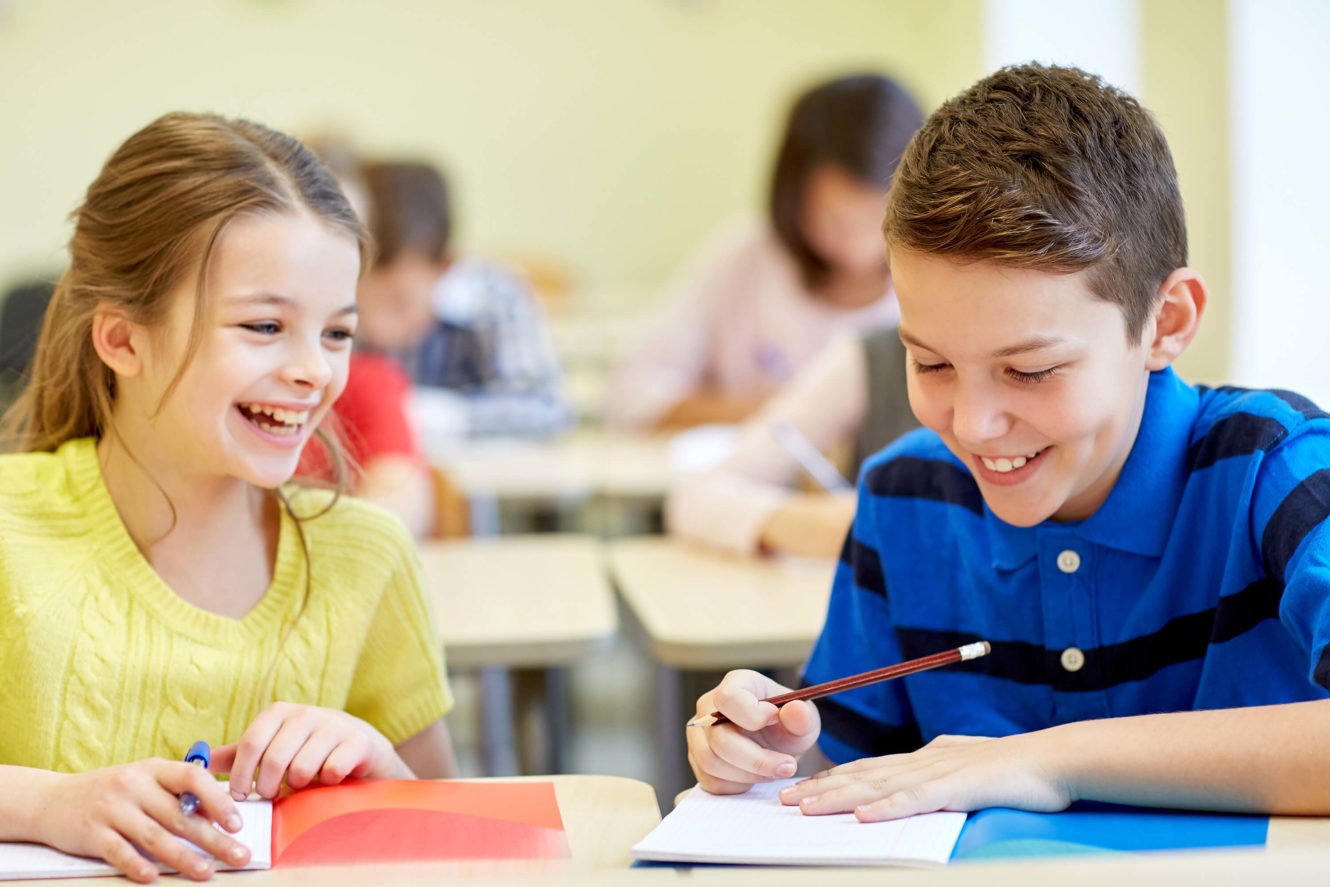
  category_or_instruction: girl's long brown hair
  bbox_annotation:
[0,111,370,464]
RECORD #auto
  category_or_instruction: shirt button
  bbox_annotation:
[1060,646,1086,672]
[1056,549,1081,573]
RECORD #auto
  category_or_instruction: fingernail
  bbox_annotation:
[779,785,795,796]
[800,795,819,806]
[231,789,245,801]
[225,814,242,832]
[193,859,211,875]
[230,845,247,862]
[775,761,796,778]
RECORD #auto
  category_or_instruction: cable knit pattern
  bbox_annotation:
[0,438,453,772]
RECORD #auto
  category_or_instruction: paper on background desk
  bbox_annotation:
[0,799,271,881]
[632,779,965,867]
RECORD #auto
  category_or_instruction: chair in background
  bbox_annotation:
[429,463,472,539]
[0,279,55,413]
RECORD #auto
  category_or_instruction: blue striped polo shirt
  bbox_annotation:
[803,367,1330,765]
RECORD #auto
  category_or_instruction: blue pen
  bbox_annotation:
[178,740,211,816]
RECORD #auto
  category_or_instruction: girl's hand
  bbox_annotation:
[686,669,821,795]
[32,760,249,883]
[778,732,1073,820]
[212,702,409,800]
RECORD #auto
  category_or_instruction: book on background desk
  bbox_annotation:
[0,779,568,881]
[631,779,965,867]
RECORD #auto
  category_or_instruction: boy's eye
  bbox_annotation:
[1006,366,1061,383]
[241,321,280,335]
[910,357,949,375]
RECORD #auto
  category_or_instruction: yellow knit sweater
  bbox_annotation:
[0,438,452,772]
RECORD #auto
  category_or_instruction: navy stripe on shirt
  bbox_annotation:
[1314,647,1330,690]
[812,694,923,758]
[840,536,887,598]
[896,576,1284,693]
[1262,469,1330,582]
[1187,413,1288,470]
[864,456,984,516]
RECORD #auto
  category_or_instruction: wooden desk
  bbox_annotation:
[608,536,835,800]
[426,429,676,535]
[421,535,618,774]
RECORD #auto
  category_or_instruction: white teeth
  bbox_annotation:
[239,403,310,430]
[981,450,1040,473]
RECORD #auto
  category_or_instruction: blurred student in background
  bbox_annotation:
[358,162,573,439]
[298,143,437,538]
[667,326,918,558]
[605,73,924,430]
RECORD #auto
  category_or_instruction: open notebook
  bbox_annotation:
[0,779,567,881]
[632,779,965,867]
[632,780,1272,868]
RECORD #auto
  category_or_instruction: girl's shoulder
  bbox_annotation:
[0,438,98,518]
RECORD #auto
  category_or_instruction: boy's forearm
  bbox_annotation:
[1047,699,1330,813]
[0,765,64,842]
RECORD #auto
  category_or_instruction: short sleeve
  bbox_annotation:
[343,526,453,745]
[1254,421,1330,690]
[802,470,921,763]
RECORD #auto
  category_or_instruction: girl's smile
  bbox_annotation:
[112,210,361,491]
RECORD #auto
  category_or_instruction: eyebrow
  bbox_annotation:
[899,329,1070,358]
[226,293,357,316]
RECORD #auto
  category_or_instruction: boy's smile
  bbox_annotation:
[891,249,1156,527]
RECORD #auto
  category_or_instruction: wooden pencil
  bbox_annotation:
[688,641,991,727]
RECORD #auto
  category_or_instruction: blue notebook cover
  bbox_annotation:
[952,802,1268,861]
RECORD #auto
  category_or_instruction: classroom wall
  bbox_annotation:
[1228,0,1330,407]
[0,0,981,308]
[1,0,1282,391]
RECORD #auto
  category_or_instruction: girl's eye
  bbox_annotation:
[1006,366,1061,383]
[241,321,280,335]
[324,327,355,344]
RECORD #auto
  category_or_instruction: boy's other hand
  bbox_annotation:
[686,669,821,794]
[778,732,1072,820]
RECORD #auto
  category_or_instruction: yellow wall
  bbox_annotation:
[1141,0,1230,385]
[0,0,981,307]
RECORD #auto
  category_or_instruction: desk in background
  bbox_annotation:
[421,535,618,775]
[607,536,835,801]
[426,429,677,536]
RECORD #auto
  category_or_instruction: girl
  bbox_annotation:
[605,73,924,430]
[0,112,456,882]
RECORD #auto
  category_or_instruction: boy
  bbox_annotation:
[688,64,1330,819]
[357,161,573,439]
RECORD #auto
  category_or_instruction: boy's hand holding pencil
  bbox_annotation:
[686,643,991,797]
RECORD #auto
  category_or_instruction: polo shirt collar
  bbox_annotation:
[987,367,1197,569]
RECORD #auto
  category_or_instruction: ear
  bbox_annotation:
[91,308,148,377]
[1144,267,1207,371]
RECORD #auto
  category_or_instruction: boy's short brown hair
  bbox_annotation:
[883,64,1186,339]
[362,161,452,265]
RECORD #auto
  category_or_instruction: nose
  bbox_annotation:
[281,336,333,391]
[949,377,1011,447]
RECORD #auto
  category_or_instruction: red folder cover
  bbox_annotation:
[271,779,568,866]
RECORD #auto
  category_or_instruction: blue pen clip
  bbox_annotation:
[179,740,211,816]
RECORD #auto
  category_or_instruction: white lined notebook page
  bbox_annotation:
[632,779,964,867]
